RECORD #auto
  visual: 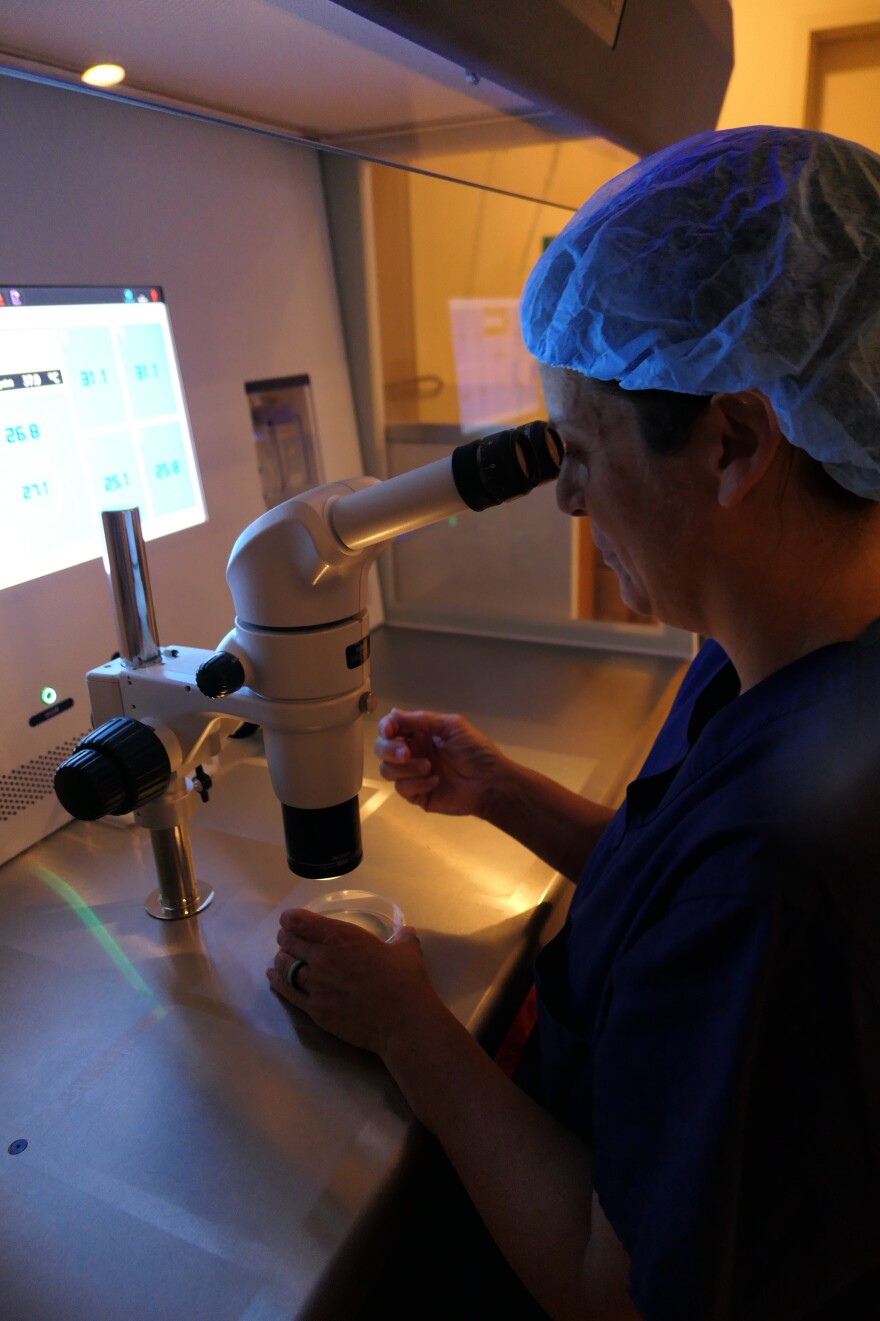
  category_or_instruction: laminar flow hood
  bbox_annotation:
[0,0,732,168]
[333,1,733,156]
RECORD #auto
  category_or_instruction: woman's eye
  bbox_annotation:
[560,434,593,458]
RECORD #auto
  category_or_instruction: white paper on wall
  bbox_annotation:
[449,298,542,431]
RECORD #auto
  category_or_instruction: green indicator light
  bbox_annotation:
[447,515,458,527]
[40,686,58,706]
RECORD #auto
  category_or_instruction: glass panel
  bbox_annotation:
[369,156,689,652]
[384,426,571,626]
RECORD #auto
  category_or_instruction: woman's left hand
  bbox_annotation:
[267,906,435,1056]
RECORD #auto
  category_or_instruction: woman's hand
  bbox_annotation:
[373,708,503,818]
[267,907,440,1057]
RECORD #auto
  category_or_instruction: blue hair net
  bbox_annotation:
[521,126,880,498]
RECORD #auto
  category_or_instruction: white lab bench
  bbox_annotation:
[0,626,684,1321]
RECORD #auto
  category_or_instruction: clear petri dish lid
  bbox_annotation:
[303,889,404,942]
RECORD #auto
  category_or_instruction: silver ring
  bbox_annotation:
[286,957,307,990]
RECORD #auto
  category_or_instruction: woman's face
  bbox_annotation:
[540,364,713,629]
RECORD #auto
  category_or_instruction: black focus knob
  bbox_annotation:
[54,746,129,819]
[196,651,246,699]
[54,717,172,821]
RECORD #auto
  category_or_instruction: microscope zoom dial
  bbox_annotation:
[196,651,246,698]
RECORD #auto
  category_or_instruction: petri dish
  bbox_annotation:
[303,889,404,942]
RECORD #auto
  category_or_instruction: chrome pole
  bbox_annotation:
[101,507,161,667]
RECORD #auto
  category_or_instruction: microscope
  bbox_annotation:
[54,421,562,919]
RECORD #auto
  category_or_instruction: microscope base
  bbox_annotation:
[145,885,215,920]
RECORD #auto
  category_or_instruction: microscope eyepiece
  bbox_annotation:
[521,419,564,483]
[451,420,562,512]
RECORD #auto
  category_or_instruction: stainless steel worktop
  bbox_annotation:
[0,625,684,1321]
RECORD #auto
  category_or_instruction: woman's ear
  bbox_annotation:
[699,391,784,508]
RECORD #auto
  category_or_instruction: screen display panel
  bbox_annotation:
[0,285,206,591]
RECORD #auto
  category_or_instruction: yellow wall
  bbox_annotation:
[718,0,880,130]
[372,0,880,426]
[373,137,637,424]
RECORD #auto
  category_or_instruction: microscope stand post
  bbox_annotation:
[102,507,214,920]
[145,822,214,920]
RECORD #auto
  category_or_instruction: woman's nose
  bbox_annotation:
[556,464,588,517]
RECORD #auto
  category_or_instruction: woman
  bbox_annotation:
[268,127,880,1319]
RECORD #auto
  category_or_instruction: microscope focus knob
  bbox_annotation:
[54,717,172,821]
[196,651,246,699]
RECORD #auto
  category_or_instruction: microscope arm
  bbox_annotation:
[55,421,562,906]
[223,419,560,636]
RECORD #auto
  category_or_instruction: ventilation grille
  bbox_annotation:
[1,732,89,820]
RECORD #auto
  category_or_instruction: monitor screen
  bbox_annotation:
[0,285,206,591]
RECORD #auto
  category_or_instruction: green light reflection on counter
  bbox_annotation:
[36,866,161,1004]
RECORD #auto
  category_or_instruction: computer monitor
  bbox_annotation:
[0,284,207,864]
[0,285,206,590]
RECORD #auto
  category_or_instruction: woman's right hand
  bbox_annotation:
[374,708,503,818]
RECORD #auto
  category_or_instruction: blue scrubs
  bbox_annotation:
[530,626,880,1320]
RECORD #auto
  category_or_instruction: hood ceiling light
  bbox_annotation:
[81,63,126,87]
